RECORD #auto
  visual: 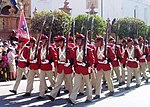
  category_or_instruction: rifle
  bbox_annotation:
[82,15,90,62]
[104,18,110,58]
[80,22,84,34]
[134,19,138,59]
[143,27,147,53]
[46,15,55,56]
[34,16,47,60]
[72,19,76,44]
[65,17,72,62]
[115,20,120,54]
[89,16,95,44]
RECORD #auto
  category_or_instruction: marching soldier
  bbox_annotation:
[120,38,127,84]
[9,38,29,94]
[146,40,150,72]
[138,36,149,82]
[22,37,40,96]
[108,36,123,86]
[37,34,58,99]
[68,33,95,104]
[124,37,141,90]
[93,36,115,99]
[48,35,74,101]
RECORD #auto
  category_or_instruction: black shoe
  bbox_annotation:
[108,91,114,96]
[22,93,31,97]
[45,90,48,94]
[77,92,84,96]
[64,90,69,94]
[93,89,96,94]
[146,79,149,83]
[56,89,60,97]
[102,81,106,86]
[135,84,140,88]
[36,96,44,100]
[84,100,92,103]
[125,86,130,90]
[68,99,75,105]
[122,81,125,85]
[9,90,17,94]
[118,82,122,86]
[47,95,55,101]
[93,95,100,99]
[48,87,53,91]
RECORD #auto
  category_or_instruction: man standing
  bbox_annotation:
[93,36,115,99]
[138,36,149,82]
[108,36,123,86]
[120,38,127,84]
[68,33,95,104]
[48,35,74,101]
[37,34,58,99]
[124,37,141,90]
[9,38,29,94]
[22,37,40,96]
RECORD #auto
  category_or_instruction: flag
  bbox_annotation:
[10,0,18,14]
[17,10,30,44]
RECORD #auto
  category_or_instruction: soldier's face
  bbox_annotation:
[30,42,35,47]
[95,41,103,47]
[127,41,132,47]
[41,39,47,45]
[138,41,143,45]
[58,41,64,47]
[76,39,82,46]
[122,42,126,46]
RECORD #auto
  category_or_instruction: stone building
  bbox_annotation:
[0,0,31,40]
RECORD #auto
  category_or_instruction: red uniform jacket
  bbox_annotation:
[18,46,29,68]
[120,45,126,65]
[27,46,39,70]
[94,45,115,71]
[146,45,150,62]
[39,46,58,71]
[57,46,74,74]
[108,43,122,67]
[123,46,142,68]
[138,45,149,62]
[74,46,95,75]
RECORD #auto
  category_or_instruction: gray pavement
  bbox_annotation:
[0,76,150,107]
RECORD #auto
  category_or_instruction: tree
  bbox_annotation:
[74,14,106,39]
[30,10,70,40]
[112,17,147,39]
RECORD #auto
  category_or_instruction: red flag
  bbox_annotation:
[17,10,30,44]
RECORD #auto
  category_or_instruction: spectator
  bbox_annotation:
[1,51,8,81]
[7,47,17,80]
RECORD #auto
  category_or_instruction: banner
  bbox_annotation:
[17,10,30,44]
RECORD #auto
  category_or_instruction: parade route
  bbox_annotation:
[0,77,150,107]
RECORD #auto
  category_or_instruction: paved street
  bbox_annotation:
[0,76,150,107]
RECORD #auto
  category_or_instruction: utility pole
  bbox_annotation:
[101,0,103,18]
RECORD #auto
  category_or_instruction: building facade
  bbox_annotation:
[31,0,150,25]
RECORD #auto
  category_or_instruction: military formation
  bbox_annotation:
[8,19,150,105]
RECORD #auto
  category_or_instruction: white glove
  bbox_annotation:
[58,61,65,64]
[142,55,146,59]
[42,60,49,64]
[104,60,108,64]
[81,62,86,67]
[30,59,37,63]
[64,62,70,67]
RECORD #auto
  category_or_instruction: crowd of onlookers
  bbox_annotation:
[0,39,18,82]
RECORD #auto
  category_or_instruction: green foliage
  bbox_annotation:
[74,14,106,39]
[31,10,70,38]
[147,26,150,38]
[112,17,147,39]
